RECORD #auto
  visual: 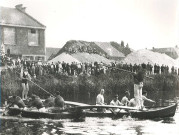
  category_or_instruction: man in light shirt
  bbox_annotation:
[110,94,123,106]
[96,89,105,105]
[121,91,130,106]
[110,94,123,113]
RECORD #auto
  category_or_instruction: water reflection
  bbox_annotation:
[0,113,179,135]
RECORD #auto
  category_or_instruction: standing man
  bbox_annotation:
[96,89,105,105]
[133,70,145,109]
[20,66,31,100]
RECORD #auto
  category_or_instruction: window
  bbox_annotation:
[3,27,16,45]
[28,29,39,46]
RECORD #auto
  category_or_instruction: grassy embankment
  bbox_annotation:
[1,68,179,106]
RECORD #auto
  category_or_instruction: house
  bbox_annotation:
[0,4,46,61]
[94,42,125,60]
[152,46,179,59]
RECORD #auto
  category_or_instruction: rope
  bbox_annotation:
[13,69,55,97]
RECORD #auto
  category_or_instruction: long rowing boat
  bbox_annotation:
[4,102,177,120]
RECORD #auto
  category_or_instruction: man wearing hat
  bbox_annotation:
[20,66,31,100]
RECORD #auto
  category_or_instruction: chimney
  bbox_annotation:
[15,4,26,12]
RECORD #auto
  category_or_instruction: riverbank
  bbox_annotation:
[1,68,179,106]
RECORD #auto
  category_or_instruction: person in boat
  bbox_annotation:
[133,69,145,109]
[29,94,44,110]
[20,66,31,100]
[110,94,123,106]
[110,94,123,113]
[141,91,156,109]
[44,94,55,107]
[96,89,106,112]
[129,91,156,109]
[128,98,137,107]
[121,91,130,106]
[8,96,26,109]
[96,89,105,105]
[54,91,65,109]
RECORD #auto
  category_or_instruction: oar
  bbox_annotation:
[75,105,138,110]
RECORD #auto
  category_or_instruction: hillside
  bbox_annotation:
[122,49,177,68]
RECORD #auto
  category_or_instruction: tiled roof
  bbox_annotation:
[0,6,45,29]
[95,42,125,57]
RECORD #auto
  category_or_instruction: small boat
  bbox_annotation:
[5,102,177,120]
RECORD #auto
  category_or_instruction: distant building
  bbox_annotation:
[0,4,46,61]
[94,42,125,60]
[152,47,179,59]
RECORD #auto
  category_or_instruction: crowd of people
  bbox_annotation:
[2,55,179,79]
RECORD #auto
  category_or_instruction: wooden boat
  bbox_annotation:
[5,102,177,120]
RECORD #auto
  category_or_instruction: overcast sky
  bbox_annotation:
[0,0,179,50]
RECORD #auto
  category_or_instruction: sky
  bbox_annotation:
[0,0,179,50]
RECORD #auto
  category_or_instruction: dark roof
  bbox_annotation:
[0,6,45,29]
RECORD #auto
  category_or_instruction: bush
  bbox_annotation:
[1,69,179,106]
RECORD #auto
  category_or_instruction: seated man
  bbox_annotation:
[110,94,123,113]
[129,91,156,110]
[96,89,106,112]
[129,98,137,107]
[44,94,55,108]
[121,91,130,106]
[110,94,123,106]
[29,94,44,110]
[8,96,26,109]
[141,91,156,109]
[54,91,65,109]
[96,89,105,105]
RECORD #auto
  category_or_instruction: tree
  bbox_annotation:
[121,41,124,48]
[126,43,129,48]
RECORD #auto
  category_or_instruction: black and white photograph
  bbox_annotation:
[0,0,179,134]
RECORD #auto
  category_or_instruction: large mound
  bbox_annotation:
[48,53,80,64]
[55,40,126,60]
[71,53,114,64]
[122,49,177,67]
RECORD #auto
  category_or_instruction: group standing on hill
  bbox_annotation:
[2,55,179,79]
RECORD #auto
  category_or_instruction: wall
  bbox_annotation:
[2,26,45,58]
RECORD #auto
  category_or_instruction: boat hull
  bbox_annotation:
[6,103,177,120]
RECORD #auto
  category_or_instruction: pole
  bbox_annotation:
[14,69,55,97]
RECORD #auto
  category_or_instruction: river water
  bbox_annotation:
[0,110,179,135]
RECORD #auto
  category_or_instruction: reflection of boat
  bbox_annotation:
[6,103,177,120]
